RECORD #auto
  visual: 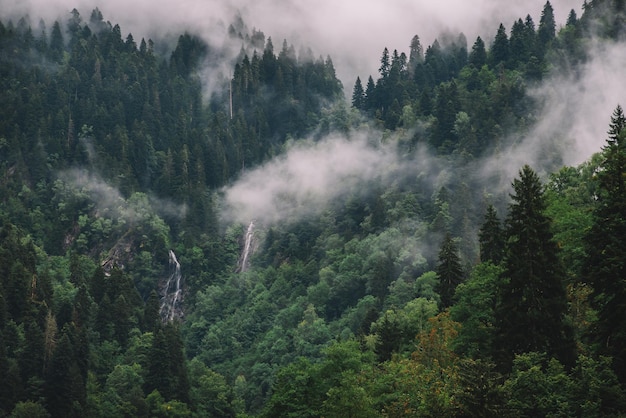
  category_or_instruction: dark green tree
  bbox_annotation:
[509,18,532,68]
[469,36,487,68]
[144,324,189,403]
[538,1,556,48]
[435,233,464,309]
[49,20,64,61]
[364,75,376,110]
[375,312,402,362]
[143,289,161,332]
[408,34,424,75]
[45,327,85,418]
[583,105,626,383]
[479,204,504,264]
[490,23,509,67]
[495,165,575,370]
[351,76,365,109]
[379,47,390,79]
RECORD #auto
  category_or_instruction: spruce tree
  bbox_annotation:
[379,47,390,79]
[45,327,85,418]
[583,105,626,383]
[478,204,504,264]
[469,36,487,68]
[351,77,365,109]
[490,23,509,67]
[538,1,556,46]
[364,75,376,110]
[495,165,575,370]
[436,233,464,309]
[408,34,424,75]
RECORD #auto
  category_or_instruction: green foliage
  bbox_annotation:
[583,105,626,383]
[545,161,597,280]
[478,205,504,264]
[2,3,626,416]
[9,401,50,418]
[451,262,502,358]
[503,353,575,417]
[435,233,464,308]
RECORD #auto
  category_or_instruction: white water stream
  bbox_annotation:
[160,250,183,322]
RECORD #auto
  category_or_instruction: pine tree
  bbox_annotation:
[375,312,402,362]
[45,327,85,418]
[408,34,424,76]
[538,1,556,46]
[436,233,464,309]
[379,47,390,79]
[351,76,365,109]
[495,165,575,370]
[364,75,376,110]
[469,36,487,68]
[490,24,509,67]
[144,324,189,403]
[479,204,504,264]
[583,105,626,383]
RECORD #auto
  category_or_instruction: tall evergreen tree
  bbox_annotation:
[583,105,626,383]
[364,75,377,110]
[469,36,487,68]
[436,233,464,309]
[45,327,85,418]
[351,76,365,109]
[538,1,557,46]
[478,204,504,264]
[379,47,390,79]
[495,165,575,370]
[408,34,424,76]
[490,23,510,67]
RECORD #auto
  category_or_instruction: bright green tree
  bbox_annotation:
[451,262,502,358]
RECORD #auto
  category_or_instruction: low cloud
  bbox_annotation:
[58,168,187,223]
[530,39,626,166]
[221,131,419,226]
[478,37,626,194]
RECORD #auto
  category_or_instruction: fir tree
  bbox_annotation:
[408,34,424,75]
[583,105,626,383]
[364,75,376,110]
[469,36,487,68]
[379,47,390,79]
[495,165,575,370]
[538,1,556,46]
[351,76,365,109]
[436,233,464,309]
[490,23,509,67]
[479,204,504,264]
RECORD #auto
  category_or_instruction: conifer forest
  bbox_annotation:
[2,0,626,416]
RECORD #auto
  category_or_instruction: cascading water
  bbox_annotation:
[160,250,183,322]
[237,221,255,273]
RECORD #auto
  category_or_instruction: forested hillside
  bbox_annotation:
[1,0,626,417]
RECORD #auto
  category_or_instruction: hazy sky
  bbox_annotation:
[1,0,582,83]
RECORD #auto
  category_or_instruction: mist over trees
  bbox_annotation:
[2,1,626,416]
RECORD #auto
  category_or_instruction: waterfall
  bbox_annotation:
[237,221,255,273]
[160,250,183,322]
